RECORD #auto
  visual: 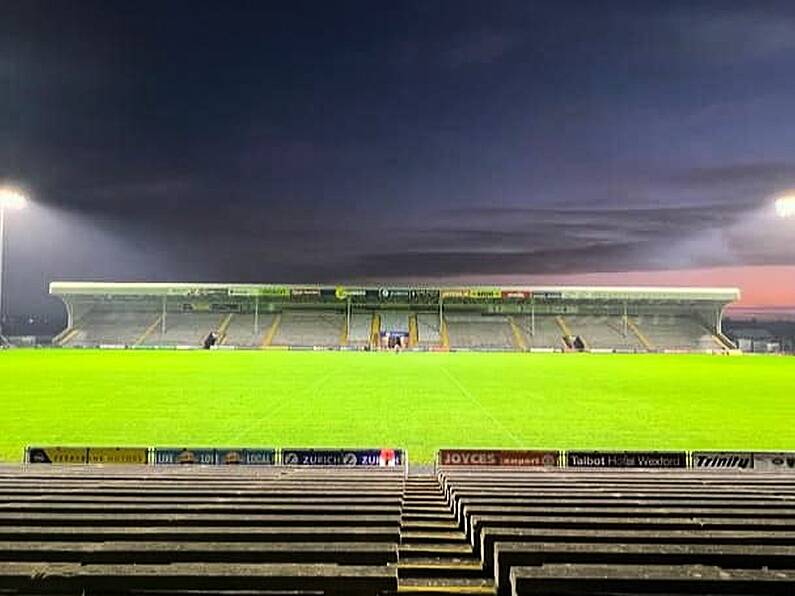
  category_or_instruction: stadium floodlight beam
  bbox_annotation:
[775,195,795,218]
[0,187,29,339]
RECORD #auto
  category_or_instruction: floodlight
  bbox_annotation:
[0,188,28,211]
[775,195,795,218]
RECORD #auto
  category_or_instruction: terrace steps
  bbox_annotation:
[397,475,496,595]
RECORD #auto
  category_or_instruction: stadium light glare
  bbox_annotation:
[0,187,29,339]
[775,195,795,218]
[0,188,28,211]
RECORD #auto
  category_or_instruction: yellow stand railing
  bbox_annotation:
[508,317,527,351]
[134,314,163,347]
[261,313,282,348]
[627,318,654,351]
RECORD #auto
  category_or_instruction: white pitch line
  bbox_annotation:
[438,365,524,447]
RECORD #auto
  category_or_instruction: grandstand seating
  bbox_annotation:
[511,316,562,350]
[445,314,515,350]
[380,311,409,333]
[0,465,402,595]
[271,310,345,347]
[417,313,442,345]
[564,315,645,351]
[349,313,373,346]
[64,310,155,347]
[437,467,795,595]
[633,315,718,351]
[221,313,273,347]
[3,464,793,594]
[141,312,225,347]
[60,309,728,352]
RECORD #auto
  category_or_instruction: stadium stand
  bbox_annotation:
[5,458,795,594]
[49,283,740,352]
[220,313,273,347]
[62,310,154,347]
[633,315,719,352]
[445,314,515,350]
[436,467,795,595]
[0,465,402,595]
[140,312,225,347]
[564,315,645,351]
[380,311,409,333]
[348,313,374,347]
[271,311,345,347]
[417,313,442,346]
[511,316,563,350]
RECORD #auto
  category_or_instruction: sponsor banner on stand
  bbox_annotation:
[533,291,562,300]
[692,451,795,472]
[26,447,88,465]
[440,289,469,299]
[216,449,276,465]
[567,451,687,469]
[691,451,754,471]
[378,288,410,300]
[751,452,795,472]
[282,448,404,467]
[438,449,560,467]
[259,286,290,297]
[153,448,218,465]
[468,288,501,299]
[290,288,321,298]
[334,287,366,300]
[501,290,531,299]
[228,287,260,297]
[87,447,148,465]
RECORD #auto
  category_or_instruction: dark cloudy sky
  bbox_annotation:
[3,0,795,317]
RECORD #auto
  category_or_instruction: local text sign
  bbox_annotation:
[216,448,276,465]
[282,449,403,467]
[153,448,276,465]
[567,451,687,469]
[438,449,559,467]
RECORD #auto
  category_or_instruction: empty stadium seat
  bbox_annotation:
[65,311,156,347]
[445,314,514,350]
[633,315,720,352]
[271,311,345,347]
[417,313,442,345]
[0,466,402,595]
[349,313,374,346]
[437,468,795,595]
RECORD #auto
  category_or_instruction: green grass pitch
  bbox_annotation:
[1,349,793,463]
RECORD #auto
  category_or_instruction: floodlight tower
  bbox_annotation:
[0,188,28,338]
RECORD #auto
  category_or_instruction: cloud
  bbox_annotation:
[669,162,795,189]
[339,198,794,280]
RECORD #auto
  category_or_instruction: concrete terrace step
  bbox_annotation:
[401,531,469,544]
[402,509,454,520]
[398,556,484,578]
[402,505,452,514]
[400,543,474,557]
[397,577,497,595]
[398,476,492,593]
[401,520,460,532]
